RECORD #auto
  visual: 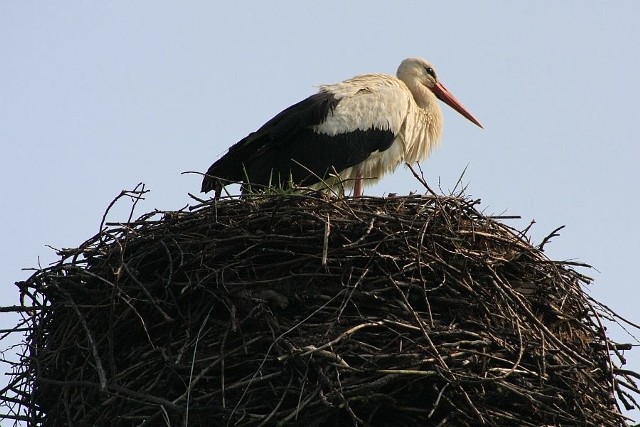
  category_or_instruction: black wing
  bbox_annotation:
[201,91,395,194]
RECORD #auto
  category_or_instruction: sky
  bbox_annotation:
[1,1,639,423]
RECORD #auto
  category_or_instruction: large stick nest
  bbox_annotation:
[2,189,639,426]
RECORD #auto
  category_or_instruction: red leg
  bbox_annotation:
[353,174,364,197]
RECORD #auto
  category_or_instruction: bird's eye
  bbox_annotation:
[425,67,436,77]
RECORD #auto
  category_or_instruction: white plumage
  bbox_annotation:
[202,57,482,197]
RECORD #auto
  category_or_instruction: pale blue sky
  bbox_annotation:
[2,1,640,422]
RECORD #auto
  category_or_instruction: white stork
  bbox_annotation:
[201,57,482,198]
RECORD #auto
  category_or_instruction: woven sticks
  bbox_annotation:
[1,191,637,426]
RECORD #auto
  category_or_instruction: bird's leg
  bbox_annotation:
[353,174,364,197]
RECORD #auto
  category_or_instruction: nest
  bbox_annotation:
[2,188,639,426]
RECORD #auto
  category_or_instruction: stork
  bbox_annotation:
[201,57,482,198]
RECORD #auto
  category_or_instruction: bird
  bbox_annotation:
[201,57,482,198]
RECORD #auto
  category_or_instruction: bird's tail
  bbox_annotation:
[201,174,224,198]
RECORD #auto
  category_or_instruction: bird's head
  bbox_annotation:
[397,57,483,128]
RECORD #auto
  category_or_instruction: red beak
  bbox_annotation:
[431,81,483,129]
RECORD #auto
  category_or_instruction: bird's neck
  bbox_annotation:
[401,82,444,164]
[409,82,438,110]
[408,83,443,131]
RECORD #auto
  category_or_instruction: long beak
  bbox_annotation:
[431,81,483,129]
